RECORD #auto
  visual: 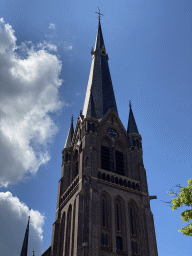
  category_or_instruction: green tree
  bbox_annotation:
[169,178,192,236]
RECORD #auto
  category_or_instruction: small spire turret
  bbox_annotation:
[127,102,139,135]
[64,115,74,148]
[20,216,30,256]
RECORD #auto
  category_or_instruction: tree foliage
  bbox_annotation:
[170,178,192,236]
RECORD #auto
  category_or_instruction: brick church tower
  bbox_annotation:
[42,17,158,256]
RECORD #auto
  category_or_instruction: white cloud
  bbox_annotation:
[0,18,64,187]
[48,23,56,30]
[37,41,57,52]
[67,45,73,50]
[0,191,44,256]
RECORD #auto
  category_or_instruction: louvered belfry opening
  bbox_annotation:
[101,145,110,171]
[101,145,124,175]
[115,150,124,175]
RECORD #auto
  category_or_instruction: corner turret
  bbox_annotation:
[64,115,74,149]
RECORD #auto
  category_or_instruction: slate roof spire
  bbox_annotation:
[127,101,139,134]
[20,216,30,256]
[64,115,74,148]
[83,18,118,119]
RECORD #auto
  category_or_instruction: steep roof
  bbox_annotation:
[83,20,118,119]
[64,116,74,148]
[20,216,30,256]
[127,103,139,134]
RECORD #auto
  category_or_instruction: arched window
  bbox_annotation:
[115,150,124,175]
[104,234,108,246]
[73,151,78,179]
[132,182,135,190]
[102,173,106,181]
[116,236,123,251]
[123,180,127,187]
[135,242,138,254]
[130,205,136,237]
[101,233,104,245]
[101,145,110,171]
[115,197,125,251]
[102,198,107,228]
[116,201,121,231]
[101,193,111,250]
[131,241,134,253]
[106,174,110,182]
[65,205,72,256]
[71,200,76,256]
[65,153,68,161]
[59,212,65,256]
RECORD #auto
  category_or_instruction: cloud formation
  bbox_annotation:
[0,191,44,256]
[48,23,56,30]
[0,18,63,187]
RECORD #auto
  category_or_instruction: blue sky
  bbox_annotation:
[0,1,192,255]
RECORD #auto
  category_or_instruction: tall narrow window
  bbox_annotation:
[59,212,65,256]
[116,203,120,231]
[135,242,138,254]
[116,236,123,251]
[115,150,124,175]
[104,234,108,246]
[131,241,134,253]
[101,145,110,171]
[102,199,106,227]
[73,151,78,179]
[130,206,136,236]
[75,161,78,176]
[101,233,104,245]
[71,201,76,256]
[65,205,72,256]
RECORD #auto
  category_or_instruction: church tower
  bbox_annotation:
[42,16,158,256]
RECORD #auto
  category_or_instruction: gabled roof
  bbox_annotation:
[82,20,118,119]
[64,116,74,148]
[127,103,139,135]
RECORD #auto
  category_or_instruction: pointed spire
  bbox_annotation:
[127,101,139,134]
[64,115,74,148]
[20,216,30,256]
[83,16,118,119]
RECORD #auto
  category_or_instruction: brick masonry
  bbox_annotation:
[42,109,158,256]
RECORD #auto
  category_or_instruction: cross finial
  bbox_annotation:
[129,100,132,108]
[71,115,73,123]
[95,8,104,20]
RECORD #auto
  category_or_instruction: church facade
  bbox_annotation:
[42,18,158,256]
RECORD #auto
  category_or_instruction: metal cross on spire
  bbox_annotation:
[95,8,104,20]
